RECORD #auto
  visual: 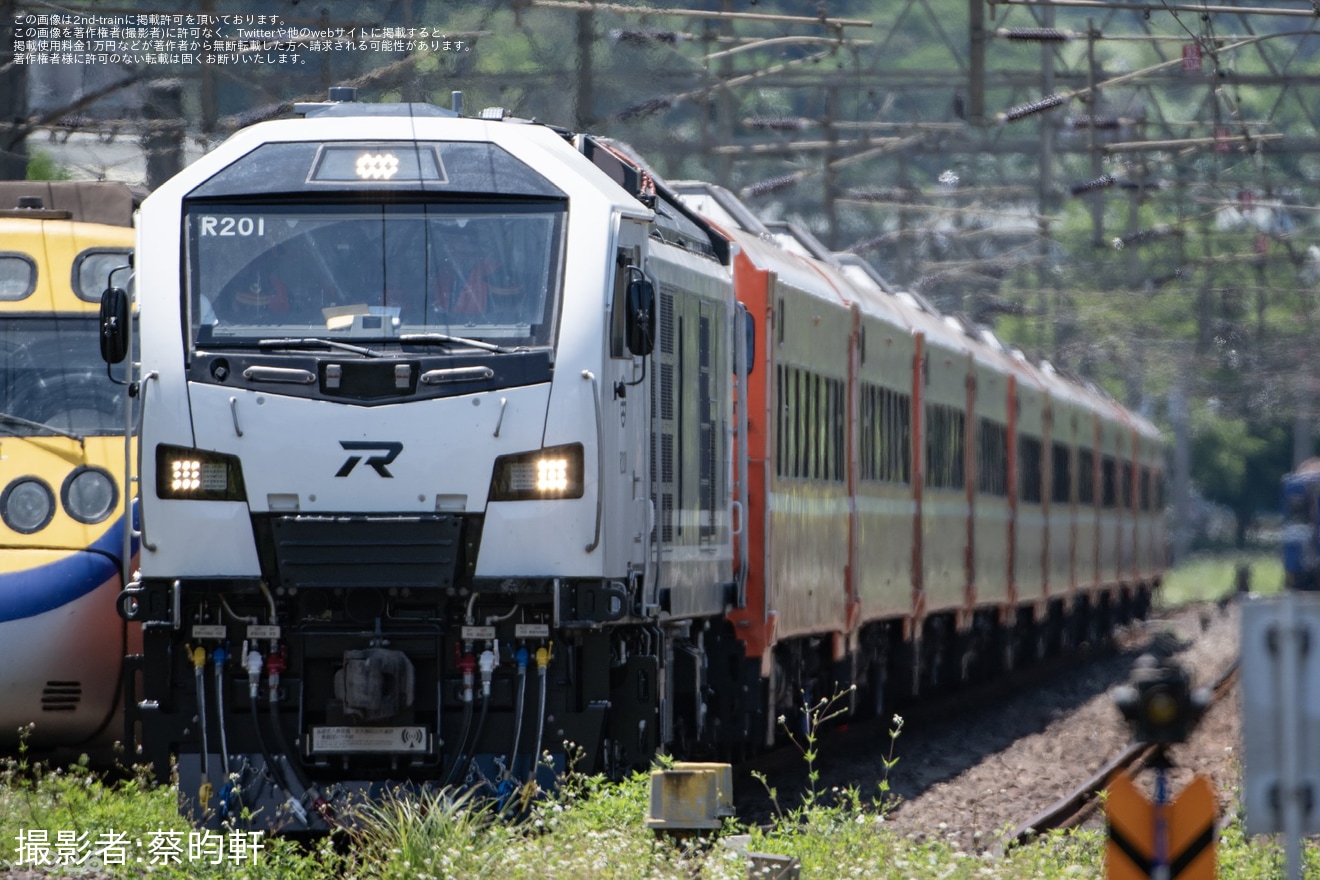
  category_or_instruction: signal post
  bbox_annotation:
[1106,655,1215,880]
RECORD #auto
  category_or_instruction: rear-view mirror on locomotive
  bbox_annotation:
[626,273,655,356]
[99,286,130,365]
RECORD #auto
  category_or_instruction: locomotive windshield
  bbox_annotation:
[185,203,565,349]
[0,317,133,436]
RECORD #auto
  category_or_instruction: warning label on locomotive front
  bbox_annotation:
[191,625,227,640]
[310,726,430,754]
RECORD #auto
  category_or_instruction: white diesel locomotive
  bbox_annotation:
[104,90,1164,830]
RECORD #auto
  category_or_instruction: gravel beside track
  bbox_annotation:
[734,599,1243,854]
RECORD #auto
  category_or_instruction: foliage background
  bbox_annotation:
[6,0,1320,542]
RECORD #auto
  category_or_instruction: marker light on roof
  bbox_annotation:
[355,152,400,180]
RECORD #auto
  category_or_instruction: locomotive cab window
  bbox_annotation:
[185,202,565,350]
[0,317,134,435]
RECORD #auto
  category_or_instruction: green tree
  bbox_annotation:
[1190,405,1292,546]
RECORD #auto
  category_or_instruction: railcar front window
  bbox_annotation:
[186,204,565,349]
[0,318,132,436]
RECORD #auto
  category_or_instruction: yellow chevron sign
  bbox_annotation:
[1106,771,1216,880]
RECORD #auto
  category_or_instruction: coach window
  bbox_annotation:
[1101,456,1117,508]
[1078,449,1095,506]
[1018,435,1043,503]
[1121,462,1133,509]
[1140,467,1151,511]
[977,418,1008,496]
[1052,442,1070,504]
[926,404,966,490]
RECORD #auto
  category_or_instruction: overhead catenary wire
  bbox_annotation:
[990,0,1320,18]
[522,0,873,29]
[996,32,1300,124]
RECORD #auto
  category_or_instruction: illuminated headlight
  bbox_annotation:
[1,478,55,534]
[156,444,246,501]
[62,467,118,524]
[355,152,399,180]
[489,444,584,502]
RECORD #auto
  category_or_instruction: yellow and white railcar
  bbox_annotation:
[0,181,138,750]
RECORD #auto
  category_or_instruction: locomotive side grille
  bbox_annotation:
[268,515,463,590]
[41,681,82,712]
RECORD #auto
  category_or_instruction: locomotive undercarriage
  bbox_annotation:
[118,514,730,830]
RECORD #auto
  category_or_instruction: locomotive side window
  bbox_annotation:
[72,248,131,303]
[0,254,35,301]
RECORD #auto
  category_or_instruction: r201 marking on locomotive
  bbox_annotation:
[335,441,403,478]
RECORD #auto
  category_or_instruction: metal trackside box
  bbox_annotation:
[1241,593,1320,836]
[645,762,735,831]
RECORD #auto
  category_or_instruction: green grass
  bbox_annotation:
[1158,551,1282,607]
[0,551,1302,878]
[2,723,1319,877]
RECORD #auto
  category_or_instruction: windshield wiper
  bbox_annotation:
[252,338,385,358]
[398,333,515,354]
[0,411,86,448]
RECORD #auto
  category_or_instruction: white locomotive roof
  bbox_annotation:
[149,113,653,224]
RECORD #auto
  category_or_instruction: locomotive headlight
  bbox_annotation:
[156,444,247,502]
[62,467,118,524]
[489,444,584,502]
[1,477,55,534]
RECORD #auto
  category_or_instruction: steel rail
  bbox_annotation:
[1006,658,1240,848]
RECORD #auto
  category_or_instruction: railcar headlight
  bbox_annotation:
[62,467,118,524]
[1,477,56,534]
[156,444,247,501]
[489,444,585,502]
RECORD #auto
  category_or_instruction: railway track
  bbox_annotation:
[733,623,1162,824]
[1006,655,1240,847]
[730,600,1240,852]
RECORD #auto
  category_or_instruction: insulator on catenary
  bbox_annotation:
[1113,225,1179,249]
[745,116,813,131]
[1066,115,1123,130]
[614,96,674,122]
[997,27,1072,41]
[1070,174,1117,196]
[742,174,802,198]
[608,28,679,45]
[847,188,913,203]
[999,94,1066,123]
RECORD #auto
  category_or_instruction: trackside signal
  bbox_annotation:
[1106,654,1216,880]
